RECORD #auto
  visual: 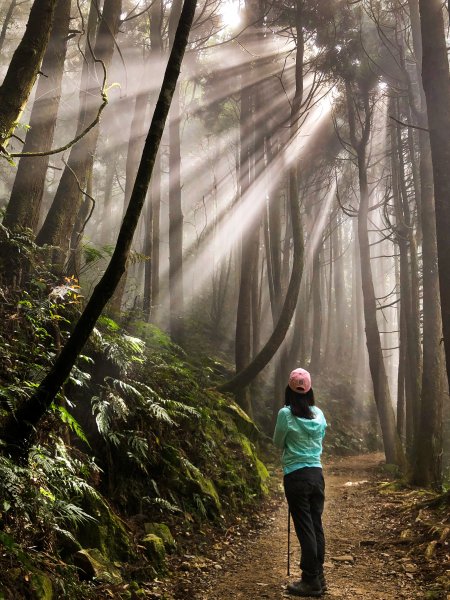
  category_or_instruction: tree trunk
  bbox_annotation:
[0,0,198,458]
[345,83,404,466]
[309,242,322,372]
[409,0,446,486]
[418,0,450,389]
[0,0,17,57]
[0,0,58,148]
[219,0,305,396]
[36,0,122,266]
[168,0,185,345]
[144,0,164,321]
[3,0,71,233]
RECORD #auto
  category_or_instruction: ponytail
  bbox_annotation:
[284,386,315,419]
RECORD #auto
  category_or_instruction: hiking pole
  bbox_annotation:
[287,508,291,576]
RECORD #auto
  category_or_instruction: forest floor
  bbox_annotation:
[149,453,448,600]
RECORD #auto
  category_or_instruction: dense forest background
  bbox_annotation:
[1,0,450,597]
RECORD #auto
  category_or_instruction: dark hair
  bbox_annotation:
[285,386,315,419]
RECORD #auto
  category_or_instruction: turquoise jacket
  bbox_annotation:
[273,406,327,475]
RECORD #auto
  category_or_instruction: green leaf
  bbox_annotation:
[52,404,90,446]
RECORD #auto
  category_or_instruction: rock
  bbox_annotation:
[221,402,261,441]
[400,528,414,540]
[74,548,122,584]
[141,534,167,572]
[30,572,53,600]
[425,541,438,560]
[75,496,132,561]
[143,523,176,552]
[331,555,354,563]
[359,539,377,546]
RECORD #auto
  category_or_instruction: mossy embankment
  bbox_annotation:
[0,289,270,599]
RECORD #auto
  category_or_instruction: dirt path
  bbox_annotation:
[162,453,427,599]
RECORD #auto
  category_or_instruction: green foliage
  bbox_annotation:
[0,439,100,551]
[0,254,270,595]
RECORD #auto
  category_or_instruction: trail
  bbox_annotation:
[165,454,426,599]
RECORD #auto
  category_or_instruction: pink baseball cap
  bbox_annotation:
[288,368,312,394]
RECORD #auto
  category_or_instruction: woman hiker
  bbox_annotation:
[273,368,328,597]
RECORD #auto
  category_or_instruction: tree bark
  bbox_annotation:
[0,0,198,458]
[219,0,305,396]
[143,0,164,321]
[418,0,450,389]
[0,0,17,55]
[3,0,71,233]
[36,0,121,265]
[168,0,185,345]
[346,83,405,466]
[309,242,322,372]
[0,0,58,148]
[409,0,445,487]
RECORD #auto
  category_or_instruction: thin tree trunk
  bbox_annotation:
[309,242,322,372]
[0,0,17,58]
[144,0,163,320]
[168,0,185,345]
[219,0,305,396]
[391,111,415,452]
[0,0,198,458]
[346,83,404,466]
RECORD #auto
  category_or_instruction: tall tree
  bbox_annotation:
[36,0,122,266]
[168,0,185,344]
[0,0,58,149]
[220,0,305,396]
[3,0,71,233]
[344,80,404,466]
[418,0,450,389]
[407,0,445,487]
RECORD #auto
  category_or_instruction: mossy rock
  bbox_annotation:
[141,534,167,572]
[75,497,132,561]
[189,469,221,515]
[236,433,269,495]
[175,458,221,516]
[221,402,260,441]
[74,548,122,584]
[143,523,176,551]
[30,572,53,600]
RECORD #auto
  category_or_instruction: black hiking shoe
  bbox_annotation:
[292,574,327,593]
[287,577,323,597]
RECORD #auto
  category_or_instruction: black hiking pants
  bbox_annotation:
[284,466,325,581]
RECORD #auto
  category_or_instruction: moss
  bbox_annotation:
[143,523,176,551]
[255,457,270,495]
[141,534,167,573]
[75,497,132,562]
[30,572,53,600]
[73,548,122,584]
[236,434,269,495]
[220,402,260,441]
[186,464,222,514]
